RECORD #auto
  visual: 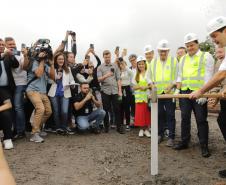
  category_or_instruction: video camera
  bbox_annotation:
[29,39,53,62]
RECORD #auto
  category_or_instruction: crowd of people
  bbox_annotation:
[1,15,226,178]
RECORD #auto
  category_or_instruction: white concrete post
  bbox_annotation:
[151,87,158,175]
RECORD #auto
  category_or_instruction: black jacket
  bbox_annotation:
[0,54,19,93]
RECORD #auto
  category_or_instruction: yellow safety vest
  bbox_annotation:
[180,52,206,91]
[134,73,149,103]
[151,56,177,94]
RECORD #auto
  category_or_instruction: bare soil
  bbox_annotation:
[4,111,226,185]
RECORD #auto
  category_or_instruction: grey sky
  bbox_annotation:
[1,0,226,63]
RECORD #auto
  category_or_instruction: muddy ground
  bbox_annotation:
[4,110,226,185]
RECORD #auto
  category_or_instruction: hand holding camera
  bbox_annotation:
[88,67,93,75]
[38,52,47,60]
[121,48,127,57]
[68,30,76,40]
[105,68,114,79]
[85,92,92,101]
[4,48,13,56]
[114,46,120,57]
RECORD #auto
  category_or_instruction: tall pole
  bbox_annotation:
[151,87,158,175]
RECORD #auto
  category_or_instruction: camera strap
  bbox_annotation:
[26,76,38,88]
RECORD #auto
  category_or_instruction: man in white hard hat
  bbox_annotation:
[148,39,177,146]
[189,16,226,177]
[174,33,215,158]
[144,45,154,69]
[190,16,226,97]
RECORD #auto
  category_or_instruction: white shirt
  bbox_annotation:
[219,47,226,71]
[12,53,27,86]
[177,50,215,84]
[121,67,133,86]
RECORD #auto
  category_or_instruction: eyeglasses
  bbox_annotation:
[88,66,94,68]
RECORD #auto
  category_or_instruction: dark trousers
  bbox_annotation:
[0,109,13,140]
[217,100,226,141]
[130,95,135,118]
[121,86,132,125]
[101,92,122,128]
[179,90,209,146]
[158,98,176,139]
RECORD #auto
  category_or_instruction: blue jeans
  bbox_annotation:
[50,96,69,130]
[14,85,26,133]
[158,98,176,139]
[76,109,106,130]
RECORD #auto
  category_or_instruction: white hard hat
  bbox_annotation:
[136,56,146,63]
[144,45,153,54]
[207,16,226,35]
[184,33,198,44]
[157,39,170,50]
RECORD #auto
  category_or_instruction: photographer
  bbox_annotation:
[0,38,19,149]
[118,57,133,131]
[97,50,124,134]
[5,37,30,139]
[48,52,75,135]
[84,47,102,98]
[26,41,55,143]
[72,83,105,134]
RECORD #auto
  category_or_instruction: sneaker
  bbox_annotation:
[93,127,101,134]
[3,139,14,150]
[164,129,169,138]
[117,125,126,134]
[13,132,26,140]
[139,129,144,137]
[126,125,131,131]
[111,125,116,129]
[30,133,44,143]
[166,139,174,147]
[144,129,151,138]
[39,131,48,137]
[56,128,67,135]
[44,128,56,133]
[66,127,75,135]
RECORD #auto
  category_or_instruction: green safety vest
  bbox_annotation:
[150,56,177,94]
[180,52,206,91]
[134,73,149,103]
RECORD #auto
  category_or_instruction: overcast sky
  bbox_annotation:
[1,0,226,63]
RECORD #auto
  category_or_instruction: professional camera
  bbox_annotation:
[68,30,76,37]
[118,57,124,63]
[12,48,21,56]
[32,39,53,62]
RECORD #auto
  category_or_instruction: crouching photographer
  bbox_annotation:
[72,83,105,134]
[26,39,55,143]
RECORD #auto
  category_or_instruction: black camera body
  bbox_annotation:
[68,30,76,37]
[32,39,53,62]
[12,48,21,56]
